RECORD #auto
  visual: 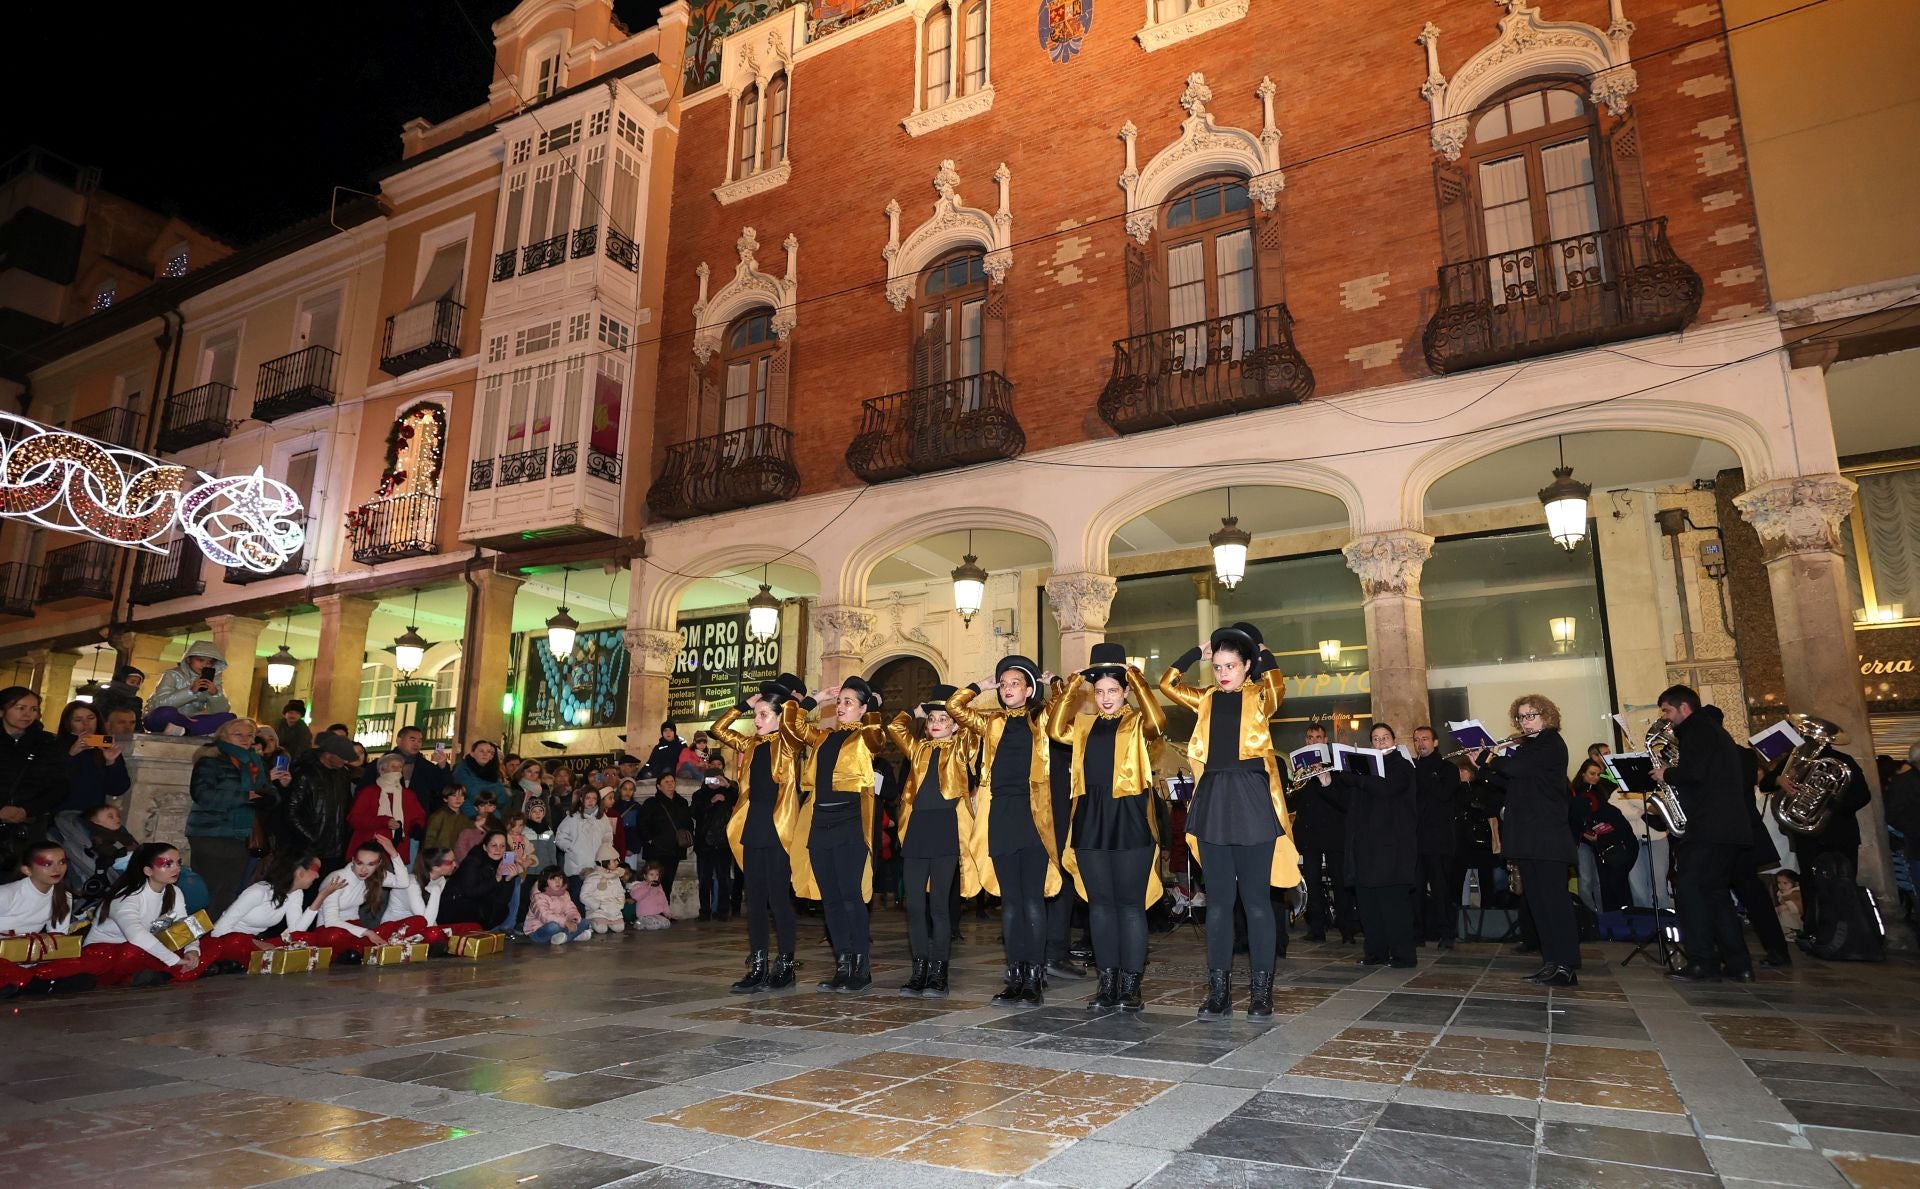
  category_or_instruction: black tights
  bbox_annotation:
[903,855,957,962]
[995,847,1048,966]
[1078,846,1154,973]
[811,841,870,957]
[743,845,796,954]
[1199,840,1277,974]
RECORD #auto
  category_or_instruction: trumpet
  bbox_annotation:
[1441,734,1523,761]
[1286,759,1334,791]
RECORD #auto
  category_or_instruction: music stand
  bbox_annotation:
[1619,796,1684,971]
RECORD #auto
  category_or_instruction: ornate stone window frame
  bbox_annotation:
[1135,0,1251,54]
[1416,0,1638,161]
[902,0,995,138]
[714,26,798,205]
[882,159,1012,311]
[691,227,799,364]
[1118,72,1283,245]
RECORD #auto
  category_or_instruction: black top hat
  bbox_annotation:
[994,654,1041,691]
[840,675,876,708]
[1083,641,1129,679]
[774,672,807,697]
[1229,621,1265,648]
[922,683,957,713]
[1210,625,1258,660]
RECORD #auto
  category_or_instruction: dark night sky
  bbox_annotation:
[9,2,663,245]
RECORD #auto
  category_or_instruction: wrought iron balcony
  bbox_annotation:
[847,372,1024,483]
[130,537,204,604]
[522,233,567,274]
[647,424,800,521]
[254,345,338,421]
[499,446,550,487]
[0,563,40,616]
[381,298,464,376]
[350,492,440,565]
[606,228,639,273]
[1098,303,1314,436]
[493,249,516,282]
[572,225,598,259]
[587,448,622,483]
[157,381,233,452]
[469,458,494,491]
[71,406,143,448]
[226,521,310,585]
[38,541,116,604]
[1423,217,1703,375]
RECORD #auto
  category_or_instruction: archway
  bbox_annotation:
[869,654,939,769]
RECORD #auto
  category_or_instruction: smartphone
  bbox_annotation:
[274,754,291,774]
[704,776,724,786]
[84,734,113,748]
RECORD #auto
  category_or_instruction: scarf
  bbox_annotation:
[376,770,405,821]
[217,740,264,787]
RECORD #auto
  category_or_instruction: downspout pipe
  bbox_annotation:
[455,546,484,747]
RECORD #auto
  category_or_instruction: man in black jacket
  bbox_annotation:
[694,760,739,920]
[1292,722,1355,943]
[1411,727,1460,950]
[1653,685,1754,982]
[278,733,357,864]
[640,774,695,900]
[1761,724,1877,960]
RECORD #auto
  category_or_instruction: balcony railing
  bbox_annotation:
[647,424,800,521]
[499,446,549,487]
[587,448,622,483]
[847,372,1024,483]
[607,228,639,273]
[38,541,116,604]
[226,520,310,585]
[381,298,464,376]
[572,225,598,259]
[1098,302,1315,435]
[157,381,233,452]
[493,250,516,282]
[469,458,494,491]
[72,406,143,448]
[1423,217,1704,374]
[254,345,338,421]
[350,492,440,565]
[0,563,40,616]
[522,233,567,274]
[130,537,204,604]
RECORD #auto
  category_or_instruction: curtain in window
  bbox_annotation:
[1215,229,1254,361]
[1860,470,1920,612]
[1478,156,1534,305]
[1166,242,1206,368]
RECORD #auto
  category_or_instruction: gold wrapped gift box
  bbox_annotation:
[154,910,212,953]
[0,933,82,963]
[365,941,430,966]
[247,946,333,975]
[449,931,506,959]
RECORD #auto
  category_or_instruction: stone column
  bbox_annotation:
[459,572,524,748]
[312,594,377,736]
[29,648,79,707]
[814,604,879,690]
[111,630,175,690]
[625,626,682,745]
[1046,571,1118,675]
[1191,574,1219,644]
[1734,474,1900,910]
[206,615,270,719]
[1343,529,1435,737]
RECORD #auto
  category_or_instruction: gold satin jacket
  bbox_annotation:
[886,713,983,898]
[1158,664,1301,889]
[946,684,1062,898]
[1045,669,1168,907]
[782,708,885,901]
[709,701,803,868]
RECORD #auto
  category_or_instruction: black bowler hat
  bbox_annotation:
[1083,642,1129,681]
[755,680,791,705]
[1210,625,1258,660]
[922,683,957,714]
[774,672,806,697]
[1229,621,1265,649]
[995,654,1041,691]
[841,675,876,708]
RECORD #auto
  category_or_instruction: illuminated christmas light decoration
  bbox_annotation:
[0,411,305,572]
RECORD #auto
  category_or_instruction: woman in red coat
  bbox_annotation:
[347,752,426,863]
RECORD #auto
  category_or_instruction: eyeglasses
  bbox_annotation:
[1514,711,1544,722]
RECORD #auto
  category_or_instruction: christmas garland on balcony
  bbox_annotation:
[346,402,447,535]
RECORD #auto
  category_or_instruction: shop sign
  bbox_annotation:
[1285,670,1372,699]
[667,612,781,722]
[1860,623,1920,704]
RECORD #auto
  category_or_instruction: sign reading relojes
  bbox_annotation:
[668,611,781,723]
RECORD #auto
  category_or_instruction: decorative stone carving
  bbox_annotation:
[1046,572,1119,633]
[817,604,883,658]
[1733,474,1858,559]
[712,160,792,206]
[1417,1,1638,161]
[884,590,935,647]
[1343,530,1436,599]
[625,627,683,675]
[1135,0,1251,53]
[882,161,1013,310]
[691,226,799,362]
[1118,73,1284,245]
[903,86,996,137]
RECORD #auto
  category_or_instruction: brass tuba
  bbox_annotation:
[1642,721,1689,838]
[1770,713,1851,835]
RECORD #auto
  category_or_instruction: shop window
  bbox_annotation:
[1842,463,1920,624]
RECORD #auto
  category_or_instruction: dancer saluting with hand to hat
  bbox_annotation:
[786,676,886,992]
[710,672,809,994]
[887,684,981,998]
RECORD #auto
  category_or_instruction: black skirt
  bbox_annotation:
[1188,766,1279,846]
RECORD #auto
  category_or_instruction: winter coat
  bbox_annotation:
[630,879,670,918]
[147,640,232,717]
[441,847,516,927]
[1412,751,1458,858]
[637,792,694,862]
[1338,750,1419,888]
[387,749,451,806]
[451,757,507,815]
[278,719,313,761]
[580,868,626,920]
[0,723,68,834]
[186,745,272,840]
[60,742,131,814]
[93,680,145,729]
[346,781,427,861]
[554,811,613,877]
[423,807,467,855]
[1288,773,1349,854]
[1488,729,1573,863]
[523,886,581,932]
[278,749,355,861]
[1662,706,1754,849]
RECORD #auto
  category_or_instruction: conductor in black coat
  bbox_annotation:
[1337,723,1419,967]
[1473,694,1578,986]
[1410,726,1460,948]
[1653,685,1754,981]
[1292,722,1356,942]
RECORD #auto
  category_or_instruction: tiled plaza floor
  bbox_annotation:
[8,909,1920,1188]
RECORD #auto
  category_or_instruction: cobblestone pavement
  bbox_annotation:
[8,909,1920,1187]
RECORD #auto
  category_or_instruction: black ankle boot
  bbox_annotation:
[923,960,950,998]
[992,965,1023,1005]
[844,952,872,992]
[766,952,797,990]
[1197,969,1232,1020]
[901,958,928,997]
[1018,961,1044,1005]
[1247,971,1274,1018]
[732,950,769,994]
[1090,968,1119,1010]
[820,952,851,992]
[1118,970,1144,1011]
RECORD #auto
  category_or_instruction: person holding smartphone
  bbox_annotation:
[188,717,288,916]
[54,701,129,814]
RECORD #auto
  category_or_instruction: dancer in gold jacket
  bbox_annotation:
[709,673,807,994]
[886,683,981,999]
[948,653,1061,1006]
[1046,644,1166,1013]
[785,675,885,992]
[1159,625,1299,1021]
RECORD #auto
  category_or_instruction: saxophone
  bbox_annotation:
[1770,713,1851,835]
[1642,721,1689,838]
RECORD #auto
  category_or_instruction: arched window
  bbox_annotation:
[924,7,953,109]
[736,84,760,179]
[1466,83,1605,292]
[721,310,779,430]
[1161,177,1255,359]
[915,251,990,397]
[764,73,789,167]
[960,0,989,95]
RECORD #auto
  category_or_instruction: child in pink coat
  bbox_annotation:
[630,860,671,931]
[524,866,594,945]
